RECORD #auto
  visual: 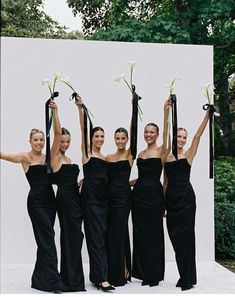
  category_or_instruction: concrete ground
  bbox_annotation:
[1,261,235,294]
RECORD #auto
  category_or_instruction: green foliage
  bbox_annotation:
[68,0,235,157]
[215,202,235,259]
[1,0,69,38]
[215,157,235,203]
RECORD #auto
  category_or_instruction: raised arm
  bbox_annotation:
[161,98,172,162]
[49,99,62,162]
[187,110,209,164]
[75,96,89,164]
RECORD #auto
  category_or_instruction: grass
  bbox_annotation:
[216,259,235,273]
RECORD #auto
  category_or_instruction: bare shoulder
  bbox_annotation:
[165,153,175,162]
[105,154,111,161]
[138,150,146,158]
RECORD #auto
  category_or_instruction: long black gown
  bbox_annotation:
[26,164,66,292]
[107,160,132,286]
[81,157,109,283]
[132,158,165,286]
[53,164,85,292]
[164,158,197,288]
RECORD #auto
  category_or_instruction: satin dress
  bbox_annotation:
[107,160,132,286]
[81,157,109,283]
[53,164,85,292]
[132,158,165,286]
[164,158,197,287]
[26,165,65,292]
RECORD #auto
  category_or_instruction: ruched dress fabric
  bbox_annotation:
[53,164,85,292]
[107,160,132,286]
[164,159,197,287]
[81,157,109,283]
[25,165,65,292]
[132,158,165,285]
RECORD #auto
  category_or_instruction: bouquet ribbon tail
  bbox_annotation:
[82,104,93,158]
[45,98,52,174]
[171,94,178,160]
[130,86,141,160]
[203,103,216,179]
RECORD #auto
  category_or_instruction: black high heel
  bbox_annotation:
[94,283,115,292]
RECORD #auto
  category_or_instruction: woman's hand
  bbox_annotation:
[77,178,84,187]
[75,96,83,109]
[164,97,172,111]
[49,99,58,111]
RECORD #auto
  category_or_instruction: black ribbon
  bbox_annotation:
[203,103,216,179]
[70,92,93,158]
[45,91,59,173]
[130,85,141,160]
[170,94,178,160]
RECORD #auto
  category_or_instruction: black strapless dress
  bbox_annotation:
[26,165,65,292]
[81,157,109,283]
[53,164,85,292]
[107,160,132,286]
[165,159,197,287]
[132,158,165,286]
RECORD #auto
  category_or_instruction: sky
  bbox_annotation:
[44,0,82,31]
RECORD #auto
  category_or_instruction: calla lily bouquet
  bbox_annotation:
[41,72,61,98]
[115,61,143,120]
[202,83,214,105]
[164,77,181,149]
[59,76,94,118]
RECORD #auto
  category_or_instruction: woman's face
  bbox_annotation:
[177,130,187,149]
[92,130,105,148]
[60,134,71,153]
[144,125,158,145]
[114,132,128,150]
[29,133,45,152]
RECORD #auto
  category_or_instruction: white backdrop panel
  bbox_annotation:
[0,37,214,264]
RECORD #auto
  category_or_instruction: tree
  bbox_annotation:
[68,0,235,156]
[1,0,69,38]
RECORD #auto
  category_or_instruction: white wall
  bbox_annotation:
[0,37,214,265]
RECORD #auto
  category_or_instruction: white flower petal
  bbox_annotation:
[41,79,51,86]
[128,61,136,68]
[115,73,126,82]
[54,72,62,79]
[60,77,70,83]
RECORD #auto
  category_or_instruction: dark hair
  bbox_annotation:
[91,126,105,138]
[145,123,159,134]
[177,127,188,136]
[30,128,44,139]
[114,127,128,137]
[61,127,70,135]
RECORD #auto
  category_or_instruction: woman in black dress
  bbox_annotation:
[106,127,133,286]
[75,96,115,291]
[49,100,85,292]
[164,110,209,291]
[0,129,68,293]
[132,98,171,287]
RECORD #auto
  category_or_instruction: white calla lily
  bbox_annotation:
[115,73,126,82]
[59,77,70,84]
[202,83,214,104]
[53,72,62,80]
[41,79,51,86]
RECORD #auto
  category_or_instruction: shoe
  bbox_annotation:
[141,280,148,286]
[181,285,193,291]
[94,283,115,292]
